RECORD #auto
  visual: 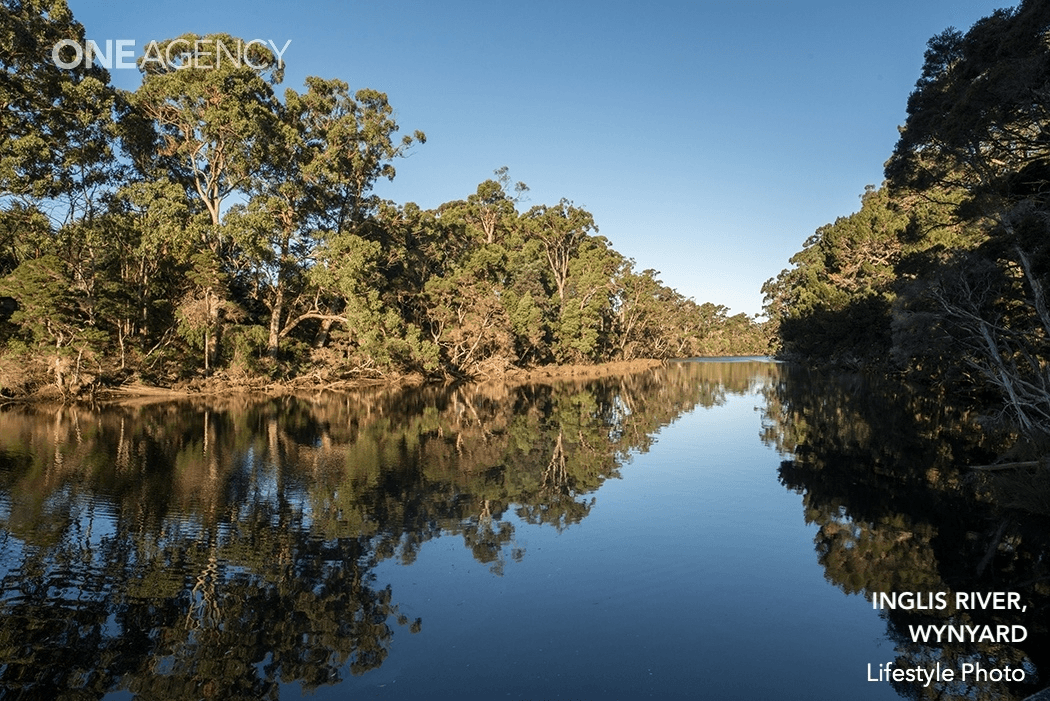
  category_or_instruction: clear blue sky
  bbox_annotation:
[68,0,1004,316]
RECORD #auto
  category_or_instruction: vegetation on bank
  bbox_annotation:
[0,1,767,399]
[764,0,1050,464]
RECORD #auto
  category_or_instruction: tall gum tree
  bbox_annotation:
[0,0,122,390]
[125,34,281,370]
[230,77,426,357]
[125,33,282,249]
[1,0,119,226]
[439,167,528,246]
[523,199,597,306]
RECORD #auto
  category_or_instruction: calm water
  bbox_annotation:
[0,360,1044,700]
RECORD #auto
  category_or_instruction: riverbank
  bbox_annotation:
[0,358,673,407]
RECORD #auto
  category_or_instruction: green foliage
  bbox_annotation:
[768,0,1050,460]
[422,247,515,375]
[175,251,242,372]
[439,166,528,245]
[0,203,51,274]
[223,322,269,373]
[554,239,620,362]
[1,0,119,208]
[0,254,110,393]
[891,2,1050,447]
[505,290,547,363]
[0,3,766,394]
[763,186,905,363]
[0,254,83,347]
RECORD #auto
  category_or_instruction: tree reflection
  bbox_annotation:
[762,365,1050,700]
[0,360,747,699]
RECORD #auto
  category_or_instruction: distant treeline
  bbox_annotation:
[764,0,1050,454]
[0,2,767,397]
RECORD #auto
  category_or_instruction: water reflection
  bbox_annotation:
[10,359,1035,700]
[0,362,758,699]
[762,365,1050,700]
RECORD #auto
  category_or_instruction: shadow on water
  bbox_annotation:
[762,364,1050,700]
[0,362,749,700]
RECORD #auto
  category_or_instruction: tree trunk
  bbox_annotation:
[267,284,284,357]
[313,317,335,348]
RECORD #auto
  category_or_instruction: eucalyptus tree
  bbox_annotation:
[523,199,597,306]
[440,167,528,245]
[522,200,631,362]
[301,84,426,235]
[0,254,107,393]
[0,0,119,233]
[125,33,281,247]
[0,0,125,391]
[422,243,516,375]
[612,265,677,360]
[556,237,621,362]
[98,178,204,367]
[419,172,550,372]
[229,77,426,359]
[121,33,283,370]
[887,1,1050,214]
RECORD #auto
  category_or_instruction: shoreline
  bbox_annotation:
[2,357,776,408]
[3,358,676,407]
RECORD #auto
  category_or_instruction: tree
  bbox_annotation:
[1,0,119,222]
[309,230,438,374]
[554,237,620,362]
[100,178,202,355]
[422,245,514,375]
[176,250,241,373]
[0,0,122,363]
[0,254,106,392]
[886,0,1050,443]
[296,80,426,234]
[523,199,597,306]
[885,2,1050,348]
[762,186,906,363]
[126,33,282,246]
[229,77,425,357]
[441,167,528,245]
[887,3,1050,211]
[118,34,283,373]
[612,265,657,359]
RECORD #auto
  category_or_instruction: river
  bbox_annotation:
[0,359,1044,700]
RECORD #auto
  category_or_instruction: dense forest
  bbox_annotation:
[0,1,767,398]
[764,0,1050,466]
